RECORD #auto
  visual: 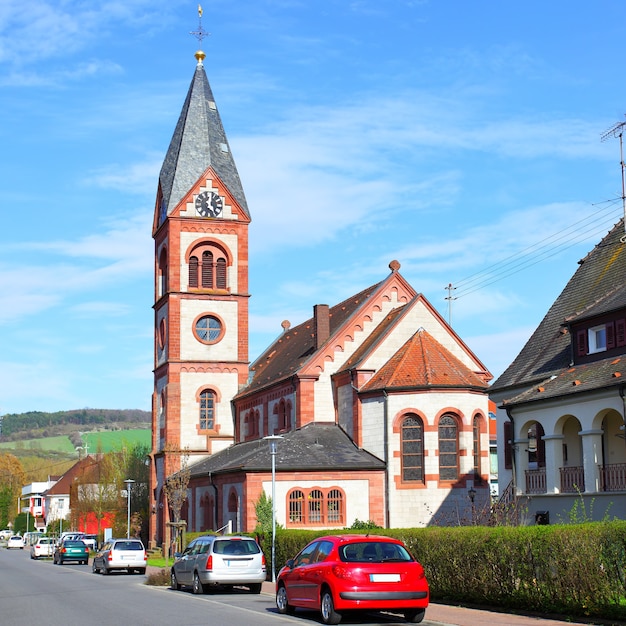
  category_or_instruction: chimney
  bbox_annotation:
[314,304,330,349]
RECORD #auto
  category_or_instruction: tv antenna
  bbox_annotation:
[601,117,626,242]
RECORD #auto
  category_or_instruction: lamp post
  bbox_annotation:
[263,435,283,583]
[468,487,476,525]
[124,479,135,539]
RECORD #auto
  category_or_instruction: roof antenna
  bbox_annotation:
[601,117,626,243]
[190,4,210,63]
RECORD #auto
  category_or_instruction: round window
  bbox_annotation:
[194,315,223,344]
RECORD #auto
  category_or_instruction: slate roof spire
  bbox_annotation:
[158,44,249,218]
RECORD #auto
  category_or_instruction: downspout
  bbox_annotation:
[209,471,218,530]
[383,389,390,529]
[505,407,516,494]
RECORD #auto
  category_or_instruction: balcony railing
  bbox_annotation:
[600,463,626,492]
[559,466,584,493]
[525,468,546,494]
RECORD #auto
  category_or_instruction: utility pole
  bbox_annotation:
[444,283,457,325]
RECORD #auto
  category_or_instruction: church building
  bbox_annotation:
[149,44,492,545]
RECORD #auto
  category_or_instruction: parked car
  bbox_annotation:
[53,539,89,565]
[30,537,55,559]
[275,535,429,625]
[170,535,266,594]
[81,534,98,551]
[0,529,13,541]
[92,538,146,575]
[6,536,24,549]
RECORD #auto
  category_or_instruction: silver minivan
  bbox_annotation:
[170,535,266,594]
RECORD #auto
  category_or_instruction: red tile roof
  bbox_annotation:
[361,328,489,392]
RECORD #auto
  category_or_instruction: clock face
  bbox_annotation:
[195,191,223,218]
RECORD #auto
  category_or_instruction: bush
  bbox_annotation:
[145,568,170,586]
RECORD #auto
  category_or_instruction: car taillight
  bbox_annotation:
[205,554,213,571]
[107,552,113,561]
[61,548,67,553]
[261,554,266,567]
[332,565,354,580]
[144,550,147,561]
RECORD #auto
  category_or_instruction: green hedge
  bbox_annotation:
[256,522,626,621]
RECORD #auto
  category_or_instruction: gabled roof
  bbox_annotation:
[44,456,99,496]
[491,219,626,393]
[188,422,385,477]
[158,55,249,218]
[237,267,412,398]
[360,328,488,392]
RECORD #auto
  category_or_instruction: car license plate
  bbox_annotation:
[226,560,246,568]
[370,573,401,582]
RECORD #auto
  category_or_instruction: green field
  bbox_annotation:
[82,429,151,453]
[0,429,151,455]
[0,435,75,453]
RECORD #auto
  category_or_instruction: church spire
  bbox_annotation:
[157,7,249,219]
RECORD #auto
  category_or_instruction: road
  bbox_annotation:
[0,547,601,626]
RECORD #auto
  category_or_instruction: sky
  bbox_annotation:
[1,0,626,415]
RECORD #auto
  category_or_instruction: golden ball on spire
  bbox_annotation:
[195,50,206,64]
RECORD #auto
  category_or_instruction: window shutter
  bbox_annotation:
[576,329,588,356]
[607,321,616,350]
[202,251,213,288]
[189,256,198,288]
[616,318,626,347]
[216,258,227,289]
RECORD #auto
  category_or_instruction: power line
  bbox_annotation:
[447,202,622,302]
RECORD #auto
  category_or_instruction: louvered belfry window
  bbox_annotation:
[216,257,227,288]
[189,256,199,288]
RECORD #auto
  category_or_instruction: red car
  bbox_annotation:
[275,534,429,624]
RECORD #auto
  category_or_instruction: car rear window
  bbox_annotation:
[340,542,412,562]
[64,541,86,547]
[114,541,143,551]
[213,539,260,555]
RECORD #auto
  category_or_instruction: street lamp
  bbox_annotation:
[124,479,135,539]
[263,435,283,583]
[468,487,476,525]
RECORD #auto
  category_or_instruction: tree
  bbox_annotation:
[0,453,26,528]
[163,448,190,555]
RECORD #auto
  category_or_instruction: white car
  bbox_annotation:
[92,539,146,575]
[7,536,24,549]
[30,537,55,559]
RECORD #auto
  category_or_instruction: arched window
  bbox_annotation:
[401,414,424,482]
[288,490,304,524]
[438,414,459,481]
[187,242,229,291]
[473,415,482,483]
[327,489,344,524]
[199,390,215,430]
[308,489,323,523]
[158,247,168,297]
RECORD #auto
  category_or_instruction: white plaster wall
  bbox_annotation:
[262,479,371,528]
[179,370,238,450]
[180,299,239,361]
[313,294,403,419]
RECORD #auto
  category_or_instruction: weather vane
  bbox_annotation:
[190,4,210,47]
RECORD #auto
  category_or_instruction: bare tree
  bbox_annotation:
[162,448,190,555]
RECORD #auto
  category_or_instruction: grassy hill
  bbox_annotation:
[0,409,151,481]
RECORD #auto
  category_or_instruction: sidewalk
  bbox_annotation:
[147,567,606,626]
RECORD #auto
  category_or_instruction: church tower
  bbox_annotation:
[149,35,250,544]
